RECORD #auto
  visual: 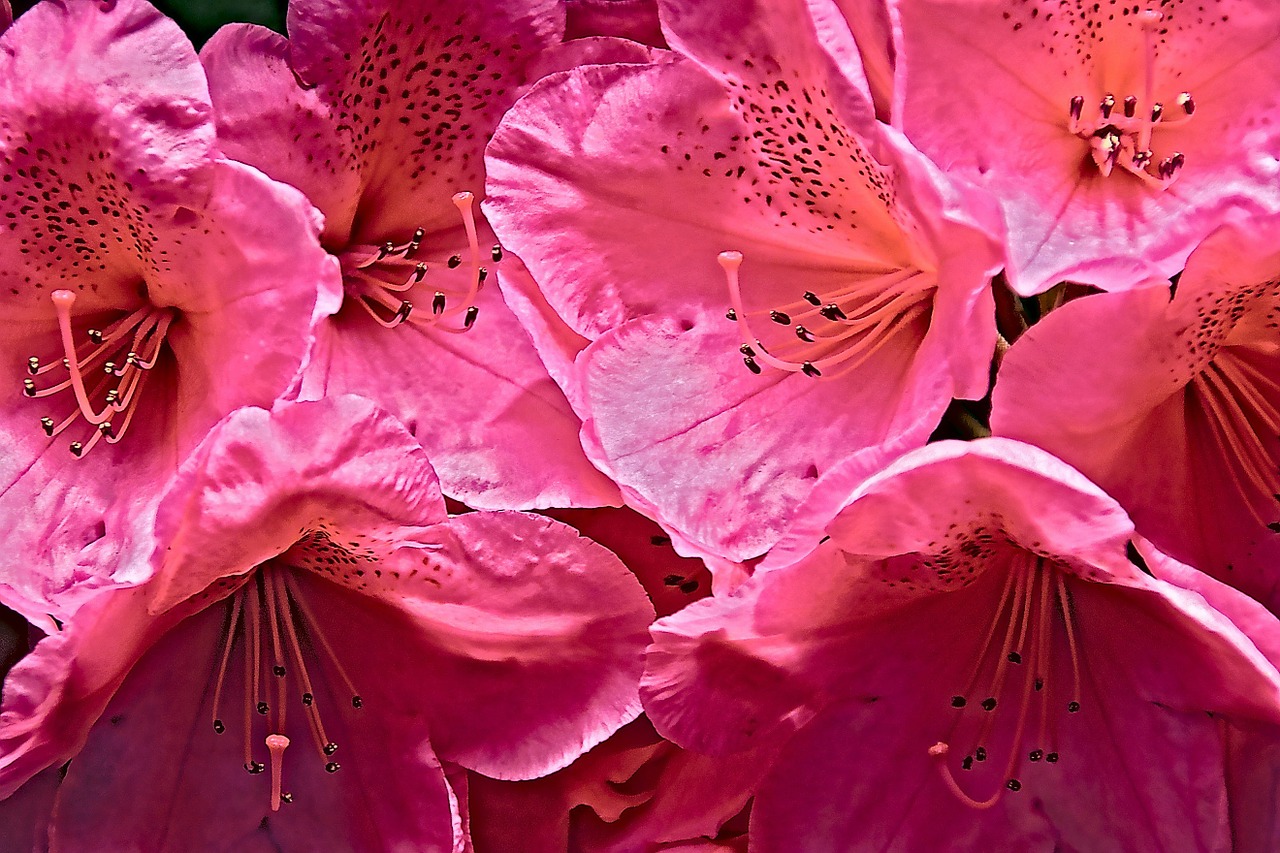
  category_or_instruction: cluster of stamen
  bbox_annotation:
[24,290,176,457]
[1068,11,1193,187]
[718,251,931,379]
[1191,352,1280,532]
[927,555,1085,809]
[209,563,363,812]
[341,192,497,333]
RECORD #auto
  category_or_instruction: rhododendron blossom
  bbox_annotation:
[0,397,654,850]
[485,0,1002,569]
[642,439,1280,850]
[200,0,618,511]
[0,0,332,621]
[893,0,1280,295]
[993,212,1280,615]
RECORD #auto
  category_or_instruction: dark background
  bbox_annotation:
[10,0,289,46]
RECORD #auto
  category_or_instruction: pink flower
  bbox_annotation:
[992,212,1280,614]
[0,0,332,622]
[199,0,619,512]
[0,396,654,850]
[642,439,1280,850]
[484,0,1002,570]
[893,0,1280,295]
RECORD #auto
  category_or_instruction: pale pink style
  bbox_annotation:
[993,212,1280,615]
[643,439,1280,851]
[200,0,619,511]
[0,0,332,622]
[0,396,654,851]
[485,0,1002,570]
[893,0,1280,295]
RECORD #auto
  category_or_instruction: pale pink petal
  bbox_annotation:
[493,255,591,403]
[299,284,621,511]
[345,511,653,780]
[147,396,447,613]
[825,0,893,120]
[200,24,362,245]
[894,0,1280,295]
[578,312,943,562]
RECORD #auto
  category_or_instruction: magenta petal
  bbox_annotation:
[0,0,10,32]
[565,0,665,47]
[377,512,653,779]
[148,396,446,613]
[300,284,620,511]
[46,598,461,853]
[0,767,57,853]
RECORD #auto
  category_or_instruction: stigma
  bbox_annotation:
[928,555,1085,809]
[718,251,933,379]
[208,563,363,812]
[339,192,493,334]
[1067,11,1192,187]
[24,289,176,457]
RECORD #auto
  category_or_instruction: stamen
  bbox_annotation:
[211,590,244,736]
[282,572,363,710]
[265,733,290,812]
[272,568,337,759]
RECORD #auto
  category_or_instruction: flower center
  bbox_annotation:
[1190,347,1280,531]
[208,563,362,812]
[1067,11,1193,187]
[927,555,1084,809]
[338,191,499,333]
[23,289,176,457]
[718,251,932,379]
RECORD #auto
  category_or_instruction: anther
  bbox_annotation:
[1006,779,1022,792]
[325,762,341,773]
[40,417,54,436]
[819,304,847,322]
[87,329,103,344]
[725,308,737,321]
[950,696,966,708]
[802,291,822,306]
[1069,95,1084,122]
[213,719,225,734]
[302,692,313,706]
[769,310,791,325]
[432,292,446,315]
[280,793,293,804]
[463,306,479,329]
[103,361,116,374]
[801,361,821,378]
[412,263,427,283]
[980,697,997,711]
[1123,95,1137,118]
[1029,749,1044,762]
[26,357,39,375]
[491,244,503,262]
[1150,103,1164,122]
[351,696,363,709]
[447,254,462,269]
[1178,92,1195,115]
[98,422,113,438]
[795,325,814,342]
[22,379,35,397]
[245,761,265,775]
[478,267,488,283]
[69,441,83,457]
[740,343,756,356]
[1100,94,1115,118]
[273,665,286,677]
[323,742,338,756]
[744,356,762,374]
[257,701,269,715]
[974,747,988,762]
[961,756,973,770]
[409,228,425,252]
[1046,752,1059,763]
[1067,701,1081,713]
[1007,652,1022,664]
